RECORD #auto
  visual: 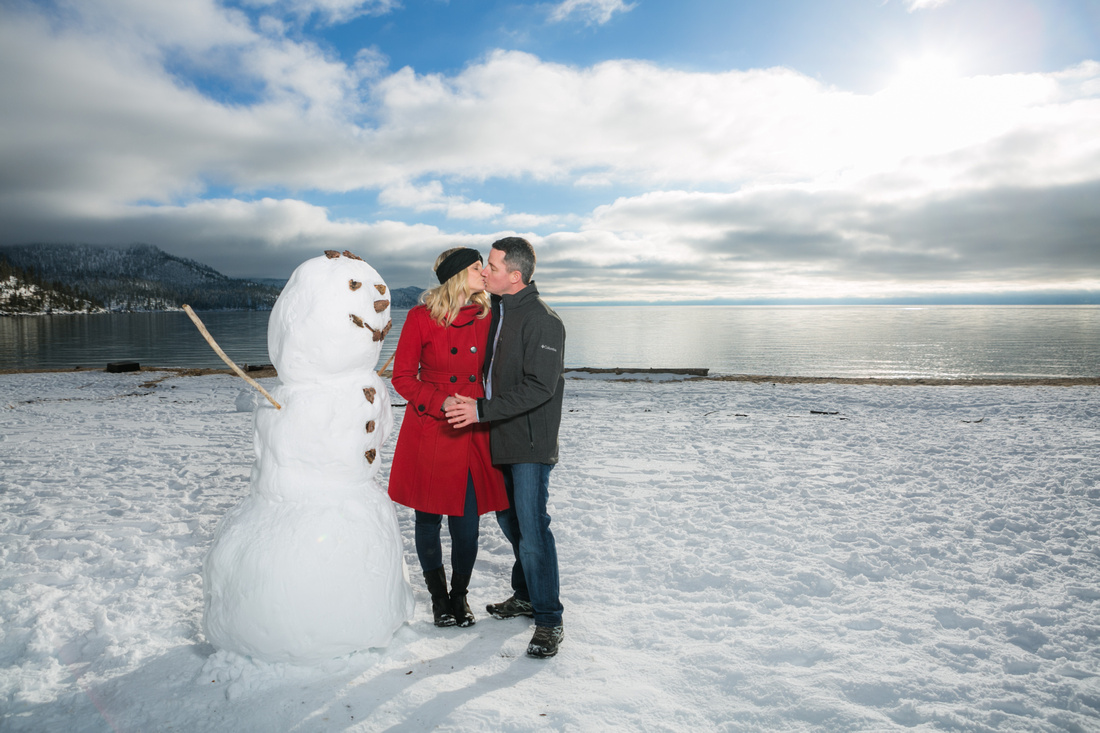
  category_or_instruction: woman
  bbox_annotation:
[388,247,508,627]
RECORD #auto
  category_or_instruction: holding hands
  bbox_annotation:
[445,394,478,429]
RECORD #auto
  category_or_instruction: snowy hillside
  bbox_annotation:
[0,244,281,312]
[0,275,104,315]
[0,256,105,315]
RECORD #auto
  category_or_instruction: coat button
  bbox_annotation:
[450,375,457,383]
[468,374,476,382]
[470,346,477,353]
[418,404,426,412]
[451,347,458,354]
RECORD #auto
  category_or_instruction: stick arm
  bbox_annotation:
[182,305,282,410]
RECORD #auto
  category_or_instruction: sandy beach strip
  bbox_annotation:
[2,364,1097,386]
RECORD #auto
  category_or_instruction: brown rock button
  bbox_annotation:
[449,375,457,383]
[451,347,458,354]
[468,375,476,382]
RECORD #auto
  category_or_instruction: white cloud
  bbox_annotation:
[501,212,565,229]
[529,179,1100,303]
[366,51,1100,198]
[445,200,504,220]
[0,0,385,209]
[548,0,635,25]
[243,0,400,24]
[377,181,503,220]
[59,0,256,52]
[8,3,1096,208]
[378,181,448,209]
[903,0,953,10]
[353,46,390,80]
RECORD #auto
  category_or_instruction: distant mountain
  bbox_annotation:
[0,244,281,312]
[390,286,422,309]
[0,254,106,315]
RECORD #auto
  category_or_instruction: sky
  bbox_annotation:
[1,0,1098,304]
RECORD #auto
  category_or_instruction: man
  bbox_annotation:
[445,236,566,659]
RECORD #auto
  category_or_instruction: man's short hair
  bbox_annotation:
[491,237,536,285]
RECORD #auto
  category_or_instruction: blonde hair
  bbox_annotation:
[421,247,490,326]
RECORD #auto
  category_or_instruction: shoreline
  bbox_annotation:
[704,374,1100,386]
[1,365,1097,386]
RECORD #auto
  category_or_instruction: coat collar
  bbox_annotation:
[494,281,539,310]
[449,302,484,328]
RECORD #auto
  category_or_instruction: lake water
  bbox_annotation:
[2,305,1098,379]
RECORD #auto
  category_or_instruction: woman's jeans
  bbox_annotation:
[414,473,479,577]
[497,463,563,627]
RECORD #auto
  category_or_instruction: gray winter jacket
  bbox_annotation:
[476,282,565,465]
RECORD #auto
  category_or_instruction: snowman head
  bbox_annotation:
[268,251,392,382]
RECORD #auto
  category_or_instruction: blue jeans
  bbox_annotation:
[414,473,480,578]
[497,463,563,627]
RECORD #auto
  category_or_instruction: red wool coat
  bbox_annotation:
[388,304,507,516]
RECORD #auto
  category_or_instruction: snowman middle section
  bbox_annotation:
[253,371,394,502]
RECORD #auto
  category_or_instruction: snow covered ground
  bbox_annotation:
[1,370,1098,732]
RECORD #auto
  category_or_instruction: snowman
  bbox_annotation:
[202,250,414,665]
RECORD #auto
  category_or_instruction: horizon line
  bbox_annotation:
[545,294,1100,307]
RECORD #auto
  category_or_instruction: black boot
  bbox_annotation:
[527,624,564,659]
[449,573,476,627]
[486,595,534,619]
[424,567,456,627]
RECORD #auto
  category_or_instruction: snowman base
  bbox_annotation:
[203,492,413,665]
